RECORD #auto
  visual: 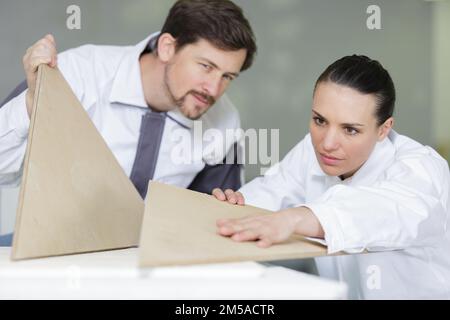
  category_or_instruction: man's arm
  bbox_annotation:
[0,88,29,186]
[0,34,58,186]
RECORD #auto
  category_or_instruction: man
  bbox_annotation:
[0,0,257,246]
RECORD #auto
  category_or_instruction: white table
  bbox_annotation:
[0,248,347,299]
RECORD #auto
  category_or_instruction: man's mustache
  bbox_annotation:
[188,90,216,106]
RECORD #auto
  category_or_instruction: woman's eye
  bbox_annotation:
[313,117,325,126]
[345,127,359,135]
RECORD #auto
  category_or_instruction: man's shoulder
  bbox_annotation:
[57,43,133,77]
[60,42,132,60]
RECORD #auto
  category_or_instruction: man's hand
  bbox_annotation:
[212,188,245,205]
[22,34,58,118]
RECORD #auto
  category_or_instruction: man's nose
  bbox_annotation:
[202,74,222,98]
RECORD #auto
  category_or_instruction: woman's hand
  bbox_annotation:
[216,210,299,248]
[216,207,325,248]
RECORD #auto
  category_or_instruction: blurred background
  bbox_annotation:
[0,0,449,273]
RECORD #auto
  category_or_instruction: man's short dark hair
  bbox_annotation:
[157,0,257,71]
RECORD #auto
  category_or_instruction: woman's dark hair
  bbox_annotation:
[314,55,395,126]
[157,0,257,72]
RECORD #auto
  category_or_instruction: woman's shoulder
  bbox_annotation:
[390,131,446,162]
[389,130,449,179]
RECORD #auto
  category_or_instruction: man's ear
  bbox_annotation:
[377,117,394,141]
[156,33,176,63]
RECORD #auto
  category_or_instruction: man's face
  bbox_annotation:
[163,39,247,120]
[310,81,391,180]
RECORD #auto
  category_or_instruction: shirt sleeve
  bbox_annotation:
[0,90,29,186]
[0,49,84,186]
[305,147,450,254]
[239,138,308,211]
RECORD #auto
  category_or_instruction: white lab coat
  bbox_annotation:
[240,130,450,299]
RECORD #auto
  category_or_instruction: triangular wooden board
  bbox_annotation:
[139,181,330,267]
[11,65,144,260]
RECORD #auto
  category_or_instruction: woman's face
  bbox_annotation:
[310,81,393,179]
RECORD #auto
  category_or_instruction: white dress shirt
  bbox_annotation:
[240,130,450,299]
[0,33,241,189]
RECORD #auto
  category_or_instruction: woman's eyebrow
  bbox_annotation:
[312,110,364,127]
[342,122,365,127]
[312,110,325,118]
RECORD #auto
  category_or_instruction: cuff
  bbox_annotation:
[302,203,346,254]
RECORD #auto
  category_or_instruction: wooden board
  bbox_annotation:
[11,65,144,260]
[139,181,330,267]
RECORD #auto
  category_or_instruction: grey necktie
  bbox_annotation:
[130,111,166,198]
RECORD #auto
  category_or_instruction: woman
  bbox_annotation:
[213,55,450,299]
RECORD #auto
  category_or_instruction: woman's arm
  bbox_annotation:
[213,188,324,248]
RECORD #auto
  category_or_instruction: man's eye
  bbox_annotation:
[345,127,359,135]
[223,74,234,81]
[200,63,212,71]
[313,117,325,126]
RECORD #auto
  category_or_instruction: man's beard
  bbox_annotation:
[163,65,216,120]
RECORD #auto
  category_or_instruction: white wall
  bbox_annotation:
[432,1,450,160]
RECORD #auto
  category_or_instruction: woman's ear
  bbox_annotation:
[377,117,394,141]
[156,33,176,63]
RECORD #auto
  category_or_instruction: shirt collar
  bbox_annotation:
[108,32,196,130]
[167,108,195,130]
[109,32,160,108]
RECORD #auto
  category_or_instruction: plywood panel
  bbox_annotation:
[139,181,330,267]
[11,65,144,260]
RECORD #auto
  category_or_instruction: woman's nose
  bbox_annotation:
[322,129,340,151]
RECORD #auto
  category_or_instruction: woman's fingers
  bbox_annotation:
[221,223,275,248]
[216,215,281,249]
[217,217,262,236]
[216,218,231,227]
[257,238,273,248]
[217,215,259,229]
[217,220,245,236]
[231,229,259,242]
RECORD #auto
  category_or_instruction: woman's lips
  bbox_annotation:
[319,153,342,166]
